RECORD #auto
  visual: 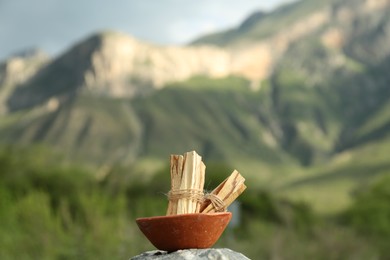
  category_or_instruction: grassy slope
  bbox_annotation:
[0,96,143,167]
[191,0,329,47]
[0,76,300,183]
[280,136,390,214]
[2,70,389,214]
[270,60,390,214]
[2,66,389,216]
[132,76,299,183]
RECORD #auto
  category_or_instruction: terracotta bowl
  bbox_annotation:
[136,212,232,252]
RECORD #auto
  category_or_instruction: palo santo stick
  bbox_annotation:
[167,151,245,215]
[166,155,184,215]
[171,151,204,215]
[186,151,195,213]
[195,161,206,212]
[185,151,203,213]
[201,170,246,213]
[190,154,204,213]
[177,152,190,214]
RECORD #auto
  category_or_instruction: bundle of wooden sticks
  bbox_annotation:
[166,150,246,215]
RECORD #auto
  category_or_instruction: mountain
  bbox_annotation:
[6,31,234,111]
[0,49,49,114]
[191,0,329,46]
[1,0,390,212]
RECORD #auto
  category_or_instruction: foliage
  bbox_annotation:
[240,189,317,233]
[0,145,157,259]
[0,145,389,259]
[339,174,390,258]
[166,75,250,92]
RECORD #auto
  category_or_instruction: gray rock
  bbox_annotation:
[130,248,250,260]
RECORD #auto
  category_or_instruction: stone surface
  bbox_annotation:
[130,248,250,260]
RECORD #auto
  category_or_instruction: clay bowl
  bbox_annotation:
[136,212,232,252]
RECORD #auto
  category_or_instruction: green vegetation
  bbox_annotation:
[132,76,291,170]
[192,0,329,46]
[2,61,390,217]
[341,175,390,256]
[0,145,388,259]
[166,75,251,92]
[0,145,163,259]
[343,176,390,236]
[280,135,390,213]
[0,75,291,174]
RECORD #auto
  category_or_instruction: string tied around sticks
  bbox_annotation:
[167,189,204,204]
[204,193,226,212]
[167,189,227,212]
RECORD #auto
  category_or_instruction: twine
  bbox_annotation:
[167,189,226,212]
[204,193,226,212]
[168,189,204,203]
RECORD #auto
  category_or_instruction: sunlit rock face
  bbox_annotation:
[0,51,48,87]
[80,31,232,97]
[0,50,49,113]
[3,0,390,110]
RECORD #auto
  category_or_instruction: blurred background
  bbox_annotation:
[1,0,390,259]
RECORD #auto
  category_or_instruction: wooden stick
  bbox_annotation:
[177,152,190,214]
[195,161,206,212]
[201,170,246,213]
[166,155,184,215]
[168,151,204,215]
[167,151,246,215]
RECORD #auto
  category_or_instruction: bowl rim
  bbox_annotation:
[136,212,231,222]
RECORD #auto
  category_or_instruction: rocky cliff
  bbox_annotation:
[6,31,234,111]
[4,0,390,113]
[0,0,390,175]
[0,49,48,113]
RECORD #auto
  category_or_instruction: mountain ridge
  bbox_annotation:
[1,0,390,211]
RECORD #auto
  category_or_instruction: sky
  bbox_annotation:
[0,0,293,60]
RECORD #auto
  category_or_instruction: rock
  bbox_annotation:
[130,248,250,260]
